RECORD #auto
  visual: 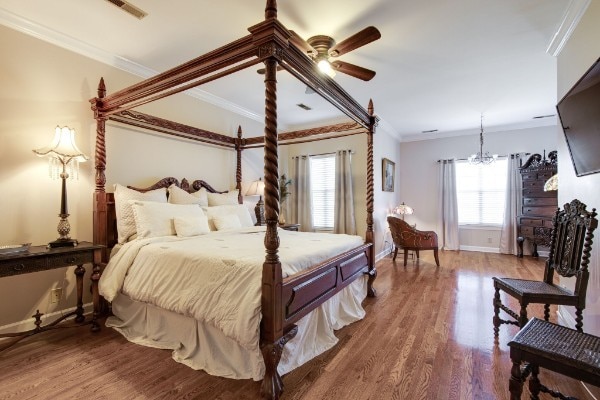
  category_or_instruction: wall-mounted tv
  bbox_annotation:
[557,57,600,177]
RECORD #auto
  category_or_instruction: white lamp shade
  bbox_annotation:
[33,126,88,163]
[394,202,414,215]
[544,174,558,191]
[246,179,265,196]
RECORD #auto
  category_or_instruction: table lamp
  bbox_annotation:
[394,202,414,220]
[33,126,89,248]
[246,177,265,225]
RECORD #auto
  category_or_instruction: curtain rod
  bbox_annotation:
[292,150,355,159]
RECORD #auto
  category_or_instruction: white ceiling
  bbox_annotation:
[0,0,573,139]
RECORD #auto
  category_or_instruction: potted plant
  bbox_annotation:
[279,174,292,225]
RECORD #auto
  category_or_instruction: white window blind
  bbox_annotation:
[310,154,336,229]
[455,159,508,225]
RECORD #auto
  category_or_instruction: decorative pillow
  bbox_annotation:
[205,204,254,230]
[174,214,210,237]
[114,184,167,243]
[212,214,242,231]
[168,184,208,207]
[207,191,239,206]
[131,201,206,239]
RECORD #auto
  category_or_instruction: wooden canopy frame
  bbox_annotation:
[90,1,377,398]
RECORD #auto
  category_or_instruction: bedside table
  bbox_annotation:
[0,241,103,352]
[279,223,300,231]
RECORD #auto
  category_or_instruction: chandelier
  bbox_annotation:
[468,115,497,165]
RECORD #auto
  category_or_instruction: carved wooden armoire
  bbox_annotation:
[517,151,558,257]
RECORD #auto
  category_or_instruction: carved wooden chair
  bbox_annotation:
[493,199,598,337]
[387,216,440,267]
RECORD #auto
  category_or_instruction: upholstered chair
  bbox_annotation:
[493,199,598,336]
[387,216,440,267]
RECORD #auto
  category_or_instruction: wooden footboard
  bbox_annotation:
[282,243,371,328]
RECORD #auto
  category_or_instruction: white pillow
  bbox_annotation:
[114,184,167,243]
[168,184,208,207]
[131,201,206,239]
[213,214,242,231]
[204,204,254,230]
[207,191,239,206]
[174,215,210,237]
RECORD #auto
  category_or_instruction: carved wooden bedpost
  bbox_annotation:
[259,3,297,400]
[366,99,377,297]
[235,126,243,204]
[91,77,109,263]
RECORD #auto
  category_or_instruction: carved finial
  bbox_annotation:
[98,77,106,98]
[265,0,277,19]
[237,125,242,139]
[368,99,374,116]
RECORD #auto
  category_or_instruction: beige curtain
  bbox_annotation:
[438,159,459,250]
[499,153,523,255]
[290,155,314,232]
[334,150,356,234]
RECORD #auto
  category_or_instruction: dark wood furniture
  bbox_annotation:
[493,199,598,337]
[517,151,558,258]
[508,318,600,399]
[0,242,103,352]
[89,2,377,398]
[279,223,300,231]
[387,216,439,267]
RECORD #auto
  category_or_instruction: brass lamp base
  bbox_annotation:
[48,238,78,249]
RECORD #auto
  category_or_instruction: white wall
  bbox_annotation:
[399,126,557,251]
[0,25,264,331]
[556,0,600,333]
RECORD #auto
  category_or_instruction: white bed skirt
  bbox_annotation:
[106,275,367,381]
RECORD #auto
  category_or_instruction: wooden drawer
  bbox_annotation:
[0,257,48,278]
[523,197,557,207]
[520,218,545,227]
[520,226,534,236]
[47,251,94,268]
[522,180,545,191]
[523,189,556,197]
[522,206,558,217]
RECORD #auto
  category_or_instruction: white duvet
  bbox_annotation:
[99,226,364,350]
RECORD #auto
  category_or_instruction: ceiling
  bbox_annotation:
[0,0,572,140]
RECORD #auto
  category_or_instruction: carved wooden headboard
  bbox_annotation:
[96,177,237,264]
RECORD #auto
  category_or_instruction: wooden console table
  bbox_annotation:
[508,318,600,399]
[0,241,103,352]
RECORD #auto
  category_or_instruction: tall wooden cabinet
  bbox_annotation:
[517,151,557,258]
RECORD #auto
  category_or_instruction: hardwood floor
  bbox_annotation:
[0,251,594,399]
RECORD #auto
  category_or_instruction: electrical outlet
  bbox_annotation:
[50,288,63,304]
[487,237,493,243]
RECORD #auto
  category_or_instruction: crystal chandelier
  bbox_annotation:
[468,115,497,165]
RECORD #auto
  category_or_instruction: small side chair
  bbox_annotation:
[493,199,598,336]
[387,216,440,267]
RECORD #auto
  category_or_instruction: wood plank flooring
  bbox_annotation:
[0,251,595,399]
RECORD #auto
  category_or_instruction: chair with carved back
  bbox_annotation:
[387,216,440,267]
[493,199,598,337]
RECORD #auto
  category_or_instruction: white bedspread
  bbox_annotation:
[99,226,364,350]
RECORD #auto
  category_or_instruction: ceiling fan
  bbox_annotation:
[257,26,381,82]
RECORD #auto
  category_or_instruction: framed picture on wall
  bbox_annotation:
[382,158,395,192]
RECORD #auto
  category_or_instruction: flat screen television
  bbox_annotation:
[557,57,600,177]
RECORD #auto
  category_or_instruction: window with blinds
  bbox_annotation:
[455,159,508,226]
[310,154,336,229]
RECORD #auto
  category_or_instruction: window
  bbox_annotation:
[310,154,335,229]
[455,159,507,226]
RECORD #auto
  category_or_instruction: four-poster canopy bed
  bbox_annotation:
[89,1,378,398]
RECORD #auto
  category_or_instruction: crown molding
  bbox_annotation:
[546,0,591,57]
[0,7,264,125]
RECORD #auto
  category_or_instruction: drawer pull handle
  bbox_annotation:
[13,263,25,271]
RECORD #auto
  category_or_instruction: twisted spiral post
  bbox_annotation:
[366,99,376,297]
[94,78,107,193]
[236,126,243,204]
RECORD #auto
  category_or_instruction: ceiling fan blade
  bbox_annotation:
[328,26,381,57]
[256,65,285,74]
[331,60,376,81]
[289,30,316,57]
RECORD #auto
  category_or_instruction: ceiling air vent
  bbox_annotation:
[422,129,438,133]
[105,0,148,19]
[532,114,556,119]
[297,103,312,111]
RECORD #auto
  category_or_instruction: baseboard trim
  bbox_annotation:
[0,303,93,334]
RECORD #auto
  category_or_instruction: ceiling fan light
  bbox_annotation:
[317,59,336,78]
